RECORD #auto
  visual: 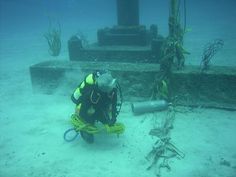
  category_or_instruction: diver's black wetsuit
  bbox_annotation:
[71,73,117,126]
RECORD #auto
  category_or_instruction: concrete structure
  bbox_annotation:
[68,0,162,62]
[30,61,236,110]
[29,0,236,110]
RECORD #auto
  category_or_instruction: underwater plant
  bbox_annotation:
[44,23,61,57]
[151,75,170,101]
[200,39,224,72]
[151,0,189,101]
[167,0,189,70]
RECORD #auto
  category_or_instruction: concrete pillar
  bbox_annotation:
[117,0,139,26]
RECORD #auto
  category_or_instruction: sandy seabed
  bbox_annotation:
[0,63,236,177]
[0,93,236,177]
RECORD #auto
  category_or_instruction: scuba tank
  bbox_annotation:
[131,100,170,115]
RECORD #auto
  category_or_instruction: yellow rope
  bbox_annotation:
[70,114,125,135]
[71,114,100,134]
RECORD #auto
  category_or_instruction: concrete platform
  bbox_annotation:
[68,44,155,63]
[171,66,236,110]
[30,60,236,110]
[29,60,159,98]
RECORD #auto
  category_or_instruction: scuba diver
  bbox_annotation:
[69,71,124,143]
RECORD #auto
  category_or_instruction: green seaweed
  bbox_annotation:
[44,22,61,57]
[200,39,224,72]
[166,0,190,70]
[151,0,189,101]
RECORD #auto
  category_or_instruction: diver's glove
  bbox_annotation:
[103,110,116,126]
[104,123,125,134]
[108,117,116,126]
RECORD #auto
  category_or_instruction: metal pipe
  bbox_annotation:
[131,100,170,115]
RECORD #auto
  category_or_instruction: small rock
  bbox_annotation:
[220,158,231,167]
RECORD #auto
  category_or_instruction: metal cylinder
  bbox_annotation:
[131,100,169,115]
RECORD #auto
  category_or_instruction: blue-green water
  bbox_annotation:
[0,0,236,177]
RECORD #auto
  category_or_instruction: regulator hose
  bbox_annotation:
[63,128,79,142]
